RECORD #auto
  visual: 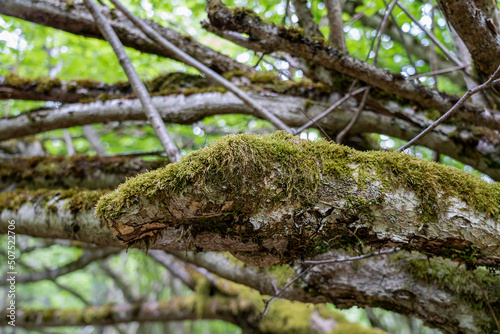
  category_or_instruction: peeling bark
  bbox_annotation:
[94,133,500,268]
[175,251,500,334]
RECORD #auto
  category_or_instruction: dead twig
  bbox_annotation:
[83,0,180,163]
[397,63,500,152]
[109,0,292,134]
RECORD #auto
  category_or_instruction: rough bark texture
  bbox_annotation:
[0,155,167,190]
[1,134,500,332]
[438,0,500,79]
[94,133,500,267]
[175,251,500,334]
[2,92,499,180]
[205,0,500,131]
[0,0,251,74]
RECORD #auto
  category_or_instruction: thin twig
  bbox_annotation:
[408,64,470,80]
[397,64,500,152]
[253,53,265,68]
[373,0,398,67]
[294,86,368,134]
[260,266,314,317]
[335,0,395,143]
[336,87,371,143]
[83,125,106,156]
[299,248,401,265]
[396,1,465,70]
[471,270,500,332]
[430,6,439,89]
[63,129,75,156]
[83,0,180,163]
[296,107,333,141]
[260,248,401,317]
[264,268,279,294]
[109,0,292,134]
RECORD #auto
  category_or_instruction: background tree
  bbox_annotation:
[0,0,499,333]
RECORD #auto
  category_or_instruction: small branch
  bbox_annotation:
[294,86,368,134]
[109,0,292,134]
[62,129,75,156]
[262,248,401,317]
[324,0,347,53]
[83,125,106,156]
[99,261,138,302]
[298,247,401,265]
[1,248,120,285]
[83,0,180,163]
[292,0,324,38]
[471,270,500,332]
[336,87,370,143]
[52,280,90,305]
[397,64,500,152]
[396,1,465,69]
[408,64,470,80]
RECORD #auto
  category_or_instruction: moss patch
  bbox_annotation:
[95,132,500,264]
[0,154,167,190]
[0,189,108,213]
[97,132,500,220]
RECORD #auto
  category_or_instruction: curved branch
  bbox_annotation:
[0,248,120,284]
[0,155,167,190]
[438,0,500,79]
[174,251,500,334]
[95,132,500,268]
[205,0,500,131]
[292,0,323,38]
[1,92,499,180]
[0,0,251,74]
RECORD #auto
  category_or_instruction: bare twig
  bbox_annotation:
[325,0,347,53]
[292,0,324,38]
[396,1,465,69]
[109,0,292,134]
[260,266,313,317]
[430,6,439,88]
[408,64,469,80]
[335,1,395,143]
[83,125,106,156]
[397,64,500,152]
[261,248,401,317]
[294,86,368,134]
[336,87,370,143]
[373,0,398,67]
[471,270,500,332]
[63,129,75,156]
[83,0,180,163]
[264,268,279,294]
[298,247,401,265]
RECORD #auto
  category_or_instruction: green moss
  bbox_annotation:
[0,189,107,213]
[404,256,500,304]
[96,132,500,262]
[0,154,167,190]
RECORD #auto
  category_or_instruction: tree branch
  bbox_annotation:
[83,0,180,163]
[0,0,252,74]
[109,0,292,133]
[324,0,346,52]
[204,1,500,131]
[1,92,499,180]
[292,0,323,38]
